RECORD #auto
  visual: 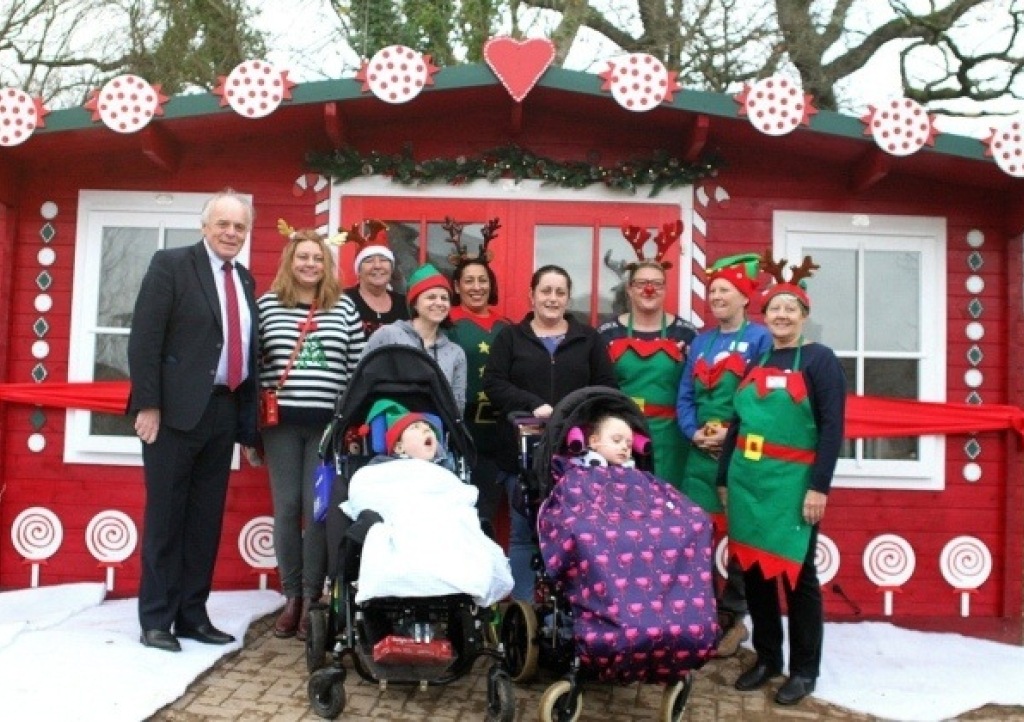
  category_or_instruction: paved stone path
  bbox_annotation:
[148,614,1023,721]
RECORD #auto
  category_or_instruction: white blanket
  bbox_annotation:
[341,458,513,606]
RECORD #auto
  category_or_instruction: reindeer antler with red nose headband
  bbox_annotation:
[338,219,389,249]
[620,218,681,271]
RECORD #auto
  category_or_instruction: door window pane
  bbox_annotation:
[99,227,157,327]
[598,227,636,323]
[535,226,593,319]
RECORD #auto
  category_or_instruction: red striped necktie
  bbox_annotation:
[222,261,243,390]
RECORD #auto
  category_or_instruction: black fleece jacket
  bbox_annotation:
[483,313,619,473]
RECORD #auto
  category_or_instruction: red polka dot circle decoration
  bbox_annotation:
[861,98,939,156]
[0,88,48,147]
[214,60,296,118]
[734,76,817,136]
[983,117,1024,178]
[598,53,681,112]
[356,46,440,104]
[84,75,168,134]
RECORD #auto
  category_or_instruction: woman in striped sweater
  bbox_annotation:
[257,227,366,641]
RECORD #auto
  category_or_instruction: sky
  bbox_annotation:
[2,582,1024,721]
[251,0,1024,140]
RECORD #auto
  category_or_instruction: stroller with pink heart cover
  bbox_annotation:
[500,387,718,721]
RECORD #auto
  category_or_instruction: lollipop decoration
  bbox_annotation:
[861,98,939,156]
[862,533,916,616]
[0,88,49,147]
[599,53,681,112]
[84,74,168,133]
[238,516,276,589]
[813,533,841,586]
[356,46,439,104]
[11,507,63,587]
[214,60,296,119]
[940,535,992,617]
[85,510,138,592]
[735,75,817,136]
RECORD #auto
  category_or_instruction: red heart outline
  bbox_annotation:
[484,37,556,103]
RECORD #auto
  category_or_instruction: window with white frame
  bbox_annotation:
[773,211,946,491]
[65,190,251,465]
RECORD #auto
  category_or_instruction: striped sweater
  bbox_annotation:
[257,293,366,426]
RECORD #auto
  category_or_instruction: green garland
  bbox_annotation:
[307,144,720,197]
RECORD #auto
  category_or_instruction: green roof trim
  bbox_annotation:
[31,63,992,161]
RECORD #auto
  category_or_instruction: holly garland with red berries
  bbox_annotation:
[307,144,721,197]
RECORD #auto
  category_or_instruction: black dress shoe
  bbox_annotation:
[141,629,181,652]
[176,623,235,645]
[734,663,782,691]
[775,675,816,705]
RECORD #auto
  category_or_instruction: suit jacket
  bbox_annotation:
[127,241,259,446]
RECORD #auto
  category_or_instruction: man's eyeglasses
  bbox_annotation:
[630,279,666,290]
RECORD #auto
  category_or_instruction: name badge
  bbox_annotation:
[737,341,749,352]
[766,375,788,389]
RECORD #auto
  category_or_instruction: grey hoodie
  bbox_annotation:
[362,319,467,412]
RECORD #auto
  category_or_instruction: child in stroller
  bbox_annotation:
[305,346,515,722]
[501,386,718,722]
[340,398,513,608]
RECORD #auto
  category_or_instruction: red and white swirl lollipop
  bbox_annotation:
[86,510,138,592]
[11,506,63,587]
[599,53,681,112]
[0,88,48,147]
[735,75,817,136]
[214,60,295,118]
[861,98,938,156]
[84,75,168,133]
[862,533,916,616]
[983,117,1024,177]
[813,533,841,586]
[940,535,992,617]
[356,46,439,104]
[238,516,276,589]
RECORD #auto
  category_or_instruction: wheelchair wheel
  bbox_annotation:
[500,600,539,682]
[658,676,693,722]
[485,666,516,722]
[538,679,582,722]
[307,667,346,719]
[305,603,329,673]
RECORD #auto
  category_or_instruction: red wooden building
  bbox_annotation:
[1,55,1021,641]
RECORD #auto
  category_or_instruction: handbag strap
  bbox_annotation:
[276,302,317,390]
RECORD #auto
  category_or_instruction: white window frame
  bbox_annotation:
[65,190,251,466]
[774,211,946,491]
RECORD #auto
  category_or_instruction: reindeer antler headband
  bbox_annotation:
[758,249,819,310]
[620,219,682,272]
[335,219,393,276]
[444,216,500,266]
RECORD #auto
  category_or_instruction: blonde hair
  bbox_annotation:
[269,229,342,309]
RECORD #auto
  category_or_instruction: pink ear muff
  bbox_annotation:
[633,433,652,456]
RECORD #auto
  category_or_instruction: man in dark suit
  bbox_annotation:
[128,189,259,652]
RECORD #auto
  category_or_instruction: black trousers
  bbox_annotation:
[743,525,823,679]
[138,393,237,632]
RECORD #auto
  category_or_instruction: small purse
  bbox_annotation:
[312,460,336,524]
[259,303,317,429]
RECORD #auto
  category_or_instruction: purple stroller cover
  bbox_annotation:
[538,462,719,683]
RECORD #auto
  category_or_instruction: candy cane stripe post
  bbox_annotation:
[862,533,916,616]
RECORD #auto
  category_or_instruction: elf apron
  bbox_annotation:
[726,343,817,586]
[606,315,688,486]
[678,322,751,524]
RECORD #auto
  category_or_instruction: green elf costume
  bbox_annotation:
[676,254,771,526]
[598,221,695,485]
